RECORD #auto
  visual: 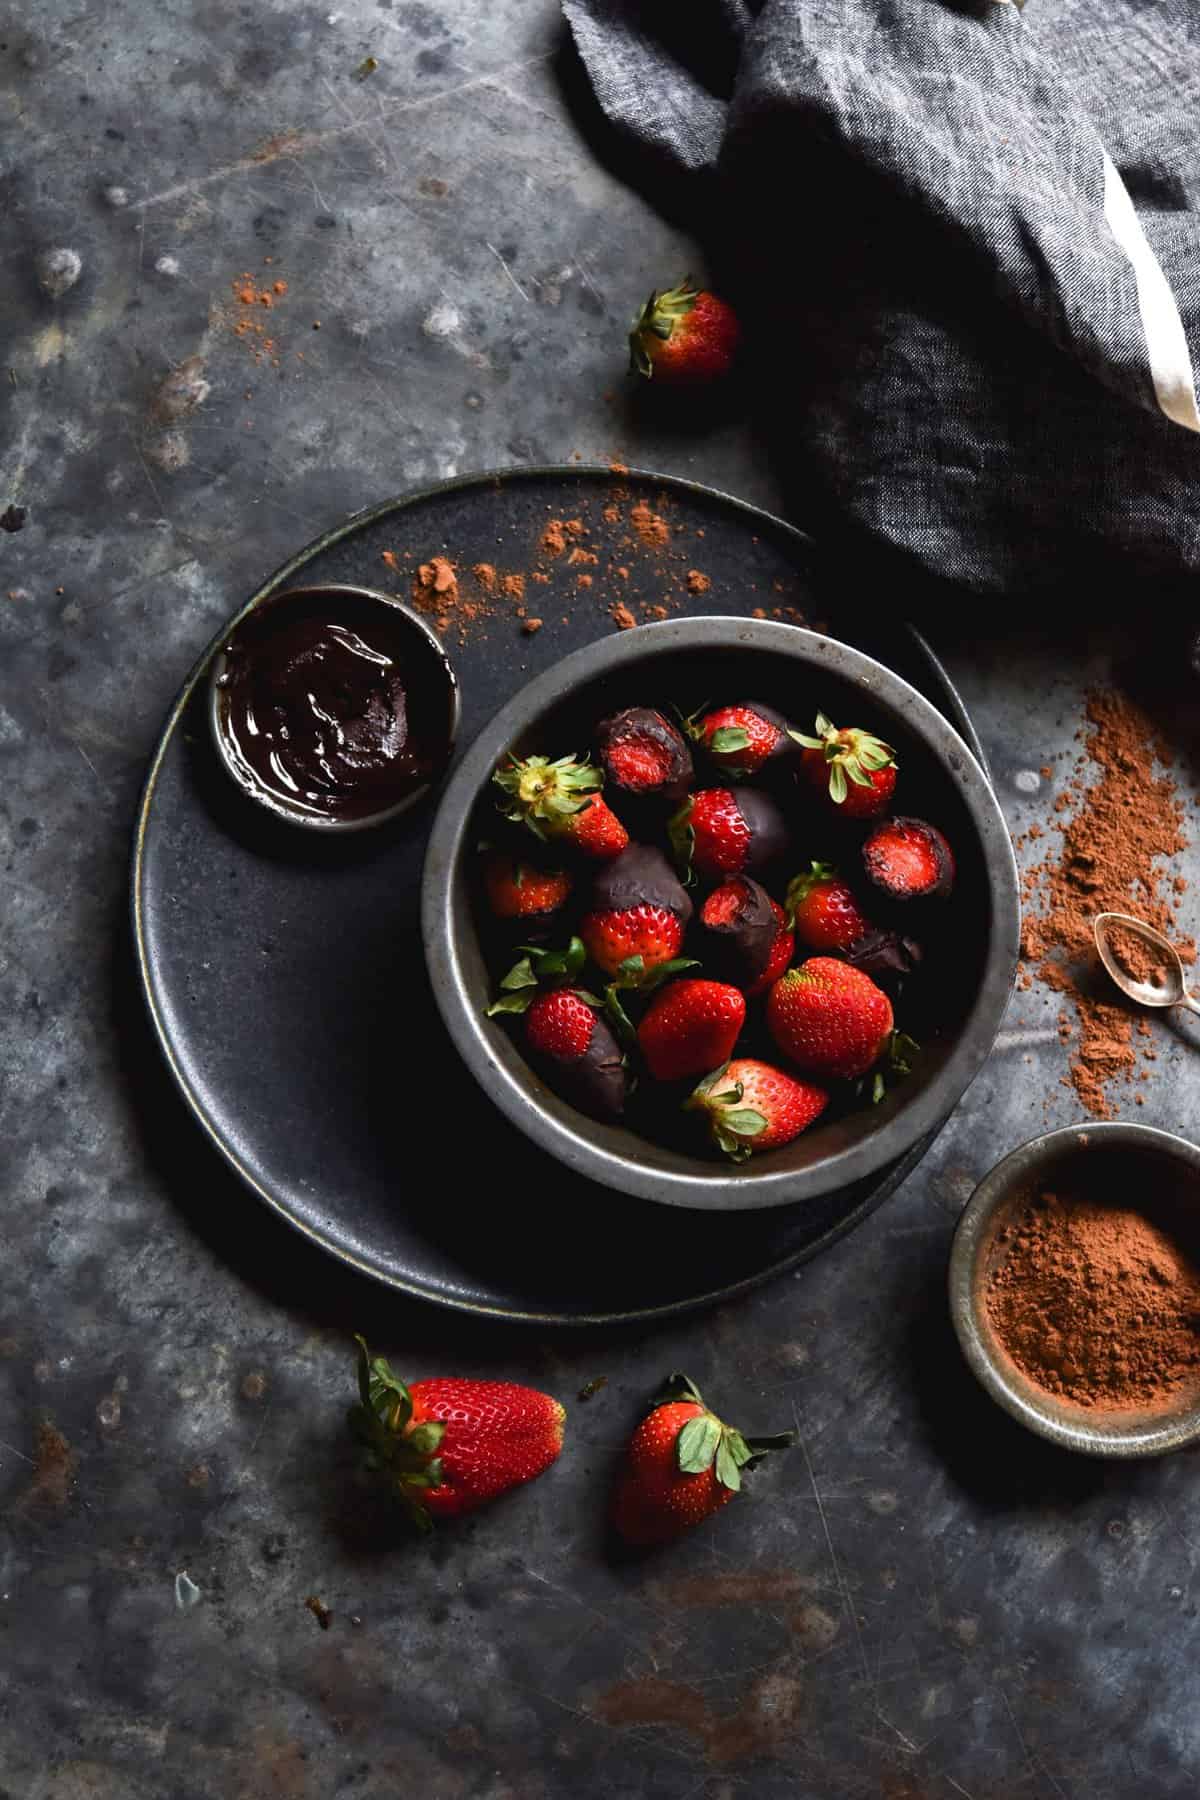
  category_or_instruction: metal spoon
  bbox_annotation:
[1093,911,1200,1017]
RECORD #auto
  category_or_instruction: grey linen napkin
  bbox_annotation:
[563,0,1200,597]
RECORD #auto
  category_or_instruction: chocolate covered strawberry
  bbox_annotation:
[837,928,923,994]
[350,1339,565,1527]
[580,845,694,980]
[488,937,626,1120]
[766,957,894,1079]
[493,753,628,859]
[670,787,788,884]
[862,817,955,901]
[698,876,779,991]
[786,862,873,953]
[611,1373,792,1547]
[791,712,897,817]
[483,851,572,924]
[687,1058,829,1160]
[597,707,693,808]
[686,702,792,780]
[628,277,740,386]
[747,898,795,998]
[637,978,746,1083]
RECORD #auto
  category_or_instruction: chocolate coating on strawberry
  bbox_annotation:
[588,844,694,927]
[552,1012,628,1122]
[732,789,790,872]
[837,928,923,994]
[596,707,693,806]
[699,877,778,989]
[862,817,955,902]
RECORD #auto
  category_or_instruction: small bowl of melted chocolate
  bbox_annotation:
[209,584,459,832]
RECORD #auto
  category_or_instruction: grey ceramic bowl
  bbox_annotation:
[949,1121,1200,1457]
[421,617,1019,1211]
[208,583,459,833]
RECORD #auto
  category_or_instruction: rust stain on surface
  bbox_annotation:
[25,1418,75,1508]
[591,1670,804,1764]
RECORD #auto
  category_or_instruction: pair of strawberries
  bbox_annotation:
[352,1339,786,1546]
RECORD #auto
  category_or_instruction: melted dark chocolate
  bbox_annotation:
[217,593,442,820]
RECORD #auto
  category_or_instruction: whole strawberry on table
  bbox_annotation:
[482,696,953,1161]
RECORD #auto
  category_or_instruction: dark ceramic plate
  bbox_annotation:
[133,466,987,1324]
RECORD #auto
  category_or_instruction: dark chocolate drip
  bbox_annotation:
[731,787,790,872]
[542,1009,626,1121]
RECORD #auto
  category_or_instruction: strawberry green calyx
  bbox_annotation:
[487,937,597,1015]
[784,861,838,923]
[789,713,897,806]
[628,276,701,378]
[667,796,696,883]
[869,1030,920,1104]
[685,1063,767,1163]
[651,1371,795,1491]
[349,1337,447,1530]
[493,753,603,841]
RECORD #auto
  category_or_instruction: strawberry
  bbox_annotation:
[350,1338,565,1527]
[580,845,694,980]
[628,277,740,386]
[862,816,955,901]
[611,1373,793,1547]
[493,753,629,859]
[686,701,792,779]
[483,852,572,922]
[766,956,894,1079]
[670,787,789,884]
[746,899,795,998]
[488,937,626,1119]
[698,875,779,992]
[791,712,897,817]
[687,1058,829,1160]
[597,707,693,807]
[637,979,746,1083]
[786,861,873,953]
[836,927,923,995]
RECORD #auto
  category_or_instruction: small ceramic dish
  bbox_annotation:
[949,1121,1200,1457]
[208,583,459,833]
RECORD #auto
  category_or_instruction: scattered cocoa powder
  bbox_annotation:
[380,549,400,573]
[611,603,637,631]
[577,574,593,588]
[567,547,598,566]
[228,269,287,367]
[1019,687,1194,1117]
[986,1187,1200,1410]
[522,617,543,634]
[472,562,498,593]
[630,500,670,548]
[686,569,711,594]
[541,520,567,557]
[413,557,458,609]
[501,573,525,600]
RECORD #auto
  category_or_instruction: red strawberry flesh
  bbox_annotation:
[597,707,693,803]
[862,817,955,901]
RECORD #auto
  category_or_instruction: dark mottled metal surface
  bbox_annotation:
[3,1,1200,1795]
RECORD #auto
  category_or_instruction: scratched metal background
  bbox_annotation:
[3,2,1200,1796]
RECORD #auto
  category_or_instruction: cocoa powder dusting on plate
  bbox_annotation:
[630,500,671,548]
[1019,688,1194,1117]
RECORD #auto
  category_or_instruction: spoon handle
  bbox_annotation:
[1182,992,1200,1019]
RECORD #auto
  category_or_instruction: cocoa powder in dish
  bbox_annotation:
[986,1187,1200,1411]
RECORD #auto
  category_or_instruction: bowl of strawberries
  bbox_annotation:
[421,617,1018,1211]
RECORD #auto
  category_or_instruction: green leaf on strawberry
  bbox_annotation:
[709,726,751,754]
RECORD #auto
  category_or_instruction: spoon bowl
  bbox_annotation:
[1093,911,1200,1015]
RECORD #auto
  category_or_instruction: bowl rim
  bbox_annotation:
[207,581,460,834]
[948,1120,1200,1457]
[421,616,1019,1211]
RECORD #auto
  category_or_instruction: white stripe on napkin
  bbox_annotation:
[1102,149,1200,433]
